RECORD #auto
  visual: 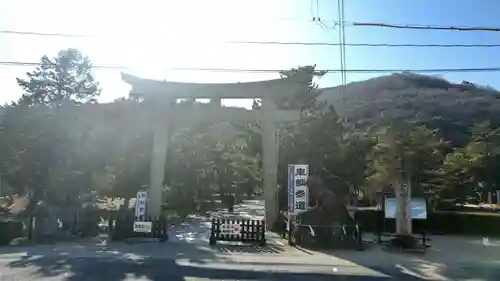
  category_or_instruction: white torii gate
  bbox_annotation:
[122,73,306,228]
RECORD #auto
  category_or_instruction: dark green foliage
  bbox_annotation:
[17,48,100,106]
[354,210,500,236]
[0,220,23,245]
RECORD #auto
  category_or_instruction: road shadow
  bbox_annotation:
[214,243,286,254]
[3,237,219,281]
[315,234,500,280]
[5,255,425,281]
[2,224,302,281]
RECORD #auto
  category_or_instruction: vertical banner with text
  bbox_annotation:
[288,164,309,215]
[134,190,148,220]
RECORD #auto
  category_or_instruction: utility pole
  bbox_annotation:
[337,0,348,121]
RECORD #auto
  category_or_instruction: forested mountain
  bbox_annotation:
[319,73,500,147]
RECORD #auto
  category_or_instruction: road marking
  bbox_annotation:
[274,240,284,246]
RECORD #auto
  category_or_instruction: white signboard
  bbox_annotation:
[220,223,241,235]
[288,164,309,215]
[133,221,152,233]
[135,190,148,219]
[384,197,427,219]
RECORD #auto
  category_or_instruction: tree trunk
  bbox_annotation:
[26,195,40,242]
[123,196,131,209]
[27,215,35,242]
[394,178,412,235]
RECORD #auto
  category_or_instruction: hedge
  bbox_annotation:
[354,210,500,236]
[0,220,23,246]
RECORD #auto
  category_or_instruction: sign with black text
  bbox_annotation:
[220,222,242,235]
[287,164,309,215]
[134,190,148,220]
[133,221,152,233]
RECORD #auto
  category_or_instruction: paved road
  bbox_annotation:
[0,256,429,281]
[0,200,497,280]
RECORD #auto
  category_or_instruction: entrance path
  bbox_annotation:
[169,199,299,255]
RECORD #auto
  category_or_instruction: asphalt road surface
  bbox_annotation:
[0,256,429,281]
[0,200,496,280]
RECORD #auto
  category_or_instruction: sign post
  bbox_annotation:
[287,164,309,243]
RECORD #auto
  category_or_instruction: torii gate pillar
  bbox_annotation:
[261,95,280,227]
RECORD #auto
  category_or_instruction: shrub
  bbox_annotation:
[354,210,500,236]
[0,220,23,246]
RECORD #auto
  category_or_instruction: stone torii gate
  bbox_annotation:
[122,73,305,228]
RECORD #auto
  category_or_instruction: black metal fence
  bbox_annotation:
[377,232,431,252]
[109,215,169,242]
[209,218,266,246]
[286,220,363,249]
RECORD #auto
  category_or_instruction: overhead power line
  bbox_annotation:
[1,61,500,74]
[0,16,340,38]
[4,20,500,41]
[0,30,91,38]
[4,29,500,48]
[353,22,500,32]
[7,21,500,38]
[229,41,500,48]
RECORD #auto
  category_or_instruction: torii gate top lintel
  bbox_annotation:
[121,72,306,99]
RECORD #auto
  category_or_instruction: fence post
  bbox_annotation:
[209,218,217,246]
[259,220,266,246]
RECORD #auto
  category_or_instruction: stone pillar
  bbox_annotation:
[147,99,170,218]
[261,95,279,229]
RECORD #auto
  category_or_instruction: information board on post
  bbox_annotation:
[287,164,309,215]
[383,197,427,220]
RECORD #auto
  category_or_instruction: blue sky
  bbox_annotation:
[1,0,500,107]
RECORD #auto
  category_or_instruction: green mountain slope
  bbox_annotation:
[318,73,500,146]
